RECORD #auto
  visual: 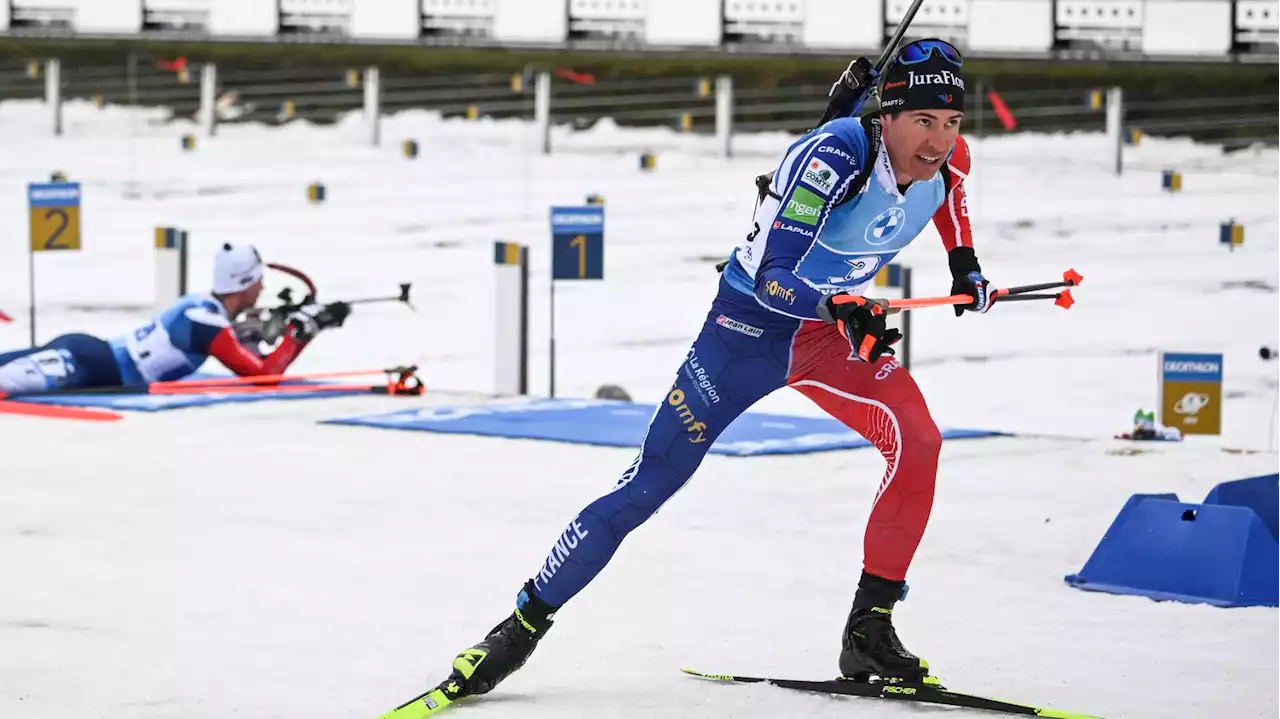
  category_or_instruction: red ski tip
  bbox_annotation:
[1055,289,1076,309]
[0,400,124,422]
[1063,268,1084,286]
[0,308,12,323]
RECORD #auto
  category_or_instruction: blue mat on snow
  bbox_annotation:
[16,374,368,412]
[322,399,1005,457]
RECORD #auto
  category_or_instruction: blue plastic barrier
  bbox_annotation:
[1065,476,1279,608]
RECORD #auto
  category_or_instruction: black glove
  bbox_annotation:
[287,302,350,343]
[948,246,994,317]
[316,301,351,329]
[818,294,903,363]
[829,57,881,118]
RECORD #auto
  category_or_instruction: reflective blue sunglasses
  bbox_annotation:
[896,39,964,67]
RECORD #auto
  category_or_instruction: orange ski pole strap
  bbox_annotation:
[883,294,974,311]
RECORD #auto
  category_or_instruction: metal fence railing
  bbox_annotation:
[4,58,1276,150]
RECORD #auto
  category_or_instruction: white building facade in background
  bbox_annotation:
[0,0,1275,59]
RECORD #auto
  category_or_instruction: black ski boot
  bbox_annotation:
[838,571,933,684]
[439,580,556,700]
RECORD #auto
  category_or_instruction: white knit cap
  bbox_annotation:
[212,243,264,294]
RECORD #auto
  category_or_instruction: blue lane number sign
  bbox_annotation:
[28,182,82,252]
[551,206,604,281]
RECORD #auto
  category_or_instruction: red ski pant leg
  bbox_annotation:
[787,324,943,582]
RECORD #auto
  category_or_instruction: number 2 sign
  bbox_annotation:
[28,182,82,252]
[25,181,83,345]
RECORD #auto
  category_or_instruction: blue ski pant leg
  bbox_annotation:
[0,333,119,394]
[0,347,39,365]
[529,294,801,608]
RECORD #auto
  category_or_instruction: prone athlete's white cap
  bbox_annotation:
[213,243,264,294]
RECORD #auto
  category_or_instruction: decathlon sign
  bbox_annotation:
[1159,352,1223,435]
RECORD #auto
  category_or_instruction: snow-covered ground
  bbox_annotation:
[0,100,1276,719]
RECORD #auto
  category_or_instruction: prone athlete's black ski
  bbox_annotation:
[682,667,1106,718]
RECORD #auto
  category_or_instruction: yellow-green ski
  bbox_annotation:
[376,684,457,719]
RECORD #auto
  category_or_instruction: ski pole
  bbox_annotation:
[879,288,1075,312]
[16,367,425,398]
[993,292,1066,302]
[147,365,417,390]
[150,380,423,396]
[999,269,1084,297]
[14,367,419,396]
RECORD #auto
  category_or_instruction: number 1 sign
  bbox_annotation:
[548,206,605,397]
[26,181,83,345]
[551,206,604,281]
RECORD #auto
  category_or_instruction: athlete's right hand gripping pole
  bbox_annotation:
[816,0,929,126]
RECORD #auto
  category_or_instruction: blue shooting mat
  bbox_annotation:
[16,373,368,412]
[322,398,1004,457]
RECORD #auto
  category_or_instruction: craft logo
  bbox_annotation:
[533,518,592,588]
[667,388,708,444]
[877,143,895,184]
[817,145,853,162]
[1173,392,1211,418]
[716,314,764,338]
[880,98,905,108]
[782,187,823,226]
[907,69,965,90]
[875,357,902,381]
[802,158,837,196]
[764,280,796,305]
